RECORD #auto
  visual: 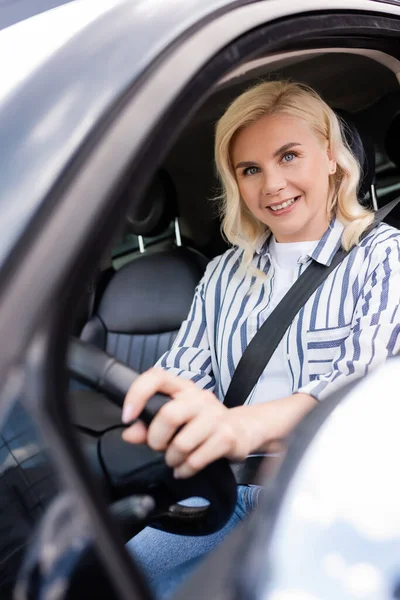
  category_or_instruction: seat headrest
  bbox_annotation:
[124,169,178,237]
[336,110,375,201]
[384,113,400,169]
[97,247,208,334]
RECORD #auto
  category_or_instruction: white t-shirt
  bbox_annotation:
[249,237,318,405]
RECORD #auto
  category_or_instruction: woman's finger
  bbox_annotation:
[146,389,210,451]
[172,431,232,479]
[165,406,224,468]
[122,420,147,444]
[122,367,195,424]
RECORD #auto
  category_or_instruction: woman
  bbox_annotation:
[123,81,400,594]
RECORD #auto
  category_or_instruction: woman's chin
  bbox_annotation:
[268,212,329,243]
[268,221,307,242]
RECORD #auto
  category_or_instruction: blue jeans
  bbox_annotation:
[127,485,263,599]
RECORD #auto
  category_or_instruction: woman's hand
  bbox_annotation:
[122,368,258,478]
[121,368,317,478]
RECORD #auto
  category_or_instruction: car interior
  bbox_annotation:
[2,38,400,599]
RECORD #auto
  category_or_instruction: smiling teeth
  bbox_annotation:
[269,198,297,211]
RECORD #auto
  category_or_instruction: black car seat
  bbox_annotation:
[383,113,400,227]
[79,169,209,374]
[336,109,376,207]
[68,170,210,477]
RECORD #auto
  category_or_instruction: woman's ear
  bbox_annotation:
[327,146,337,174]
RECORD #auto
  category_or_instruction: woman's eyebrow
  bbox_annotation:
[234,142,302,169]
[273,142,302,157]
[234,161,257,170]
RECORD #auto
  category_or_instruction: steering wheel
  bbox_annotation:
[68,338,237,536]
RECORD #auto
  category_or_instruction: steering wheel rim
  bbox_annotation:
[68,338,237,535]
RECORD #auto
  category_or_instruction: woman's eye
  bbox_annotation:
[243,166,259,176]
[282,152,296,163]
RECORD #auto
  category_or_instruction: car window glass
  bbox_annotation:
[0,402,58,598]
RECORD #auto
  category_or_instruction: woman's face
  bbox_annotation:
[231,113,336,243]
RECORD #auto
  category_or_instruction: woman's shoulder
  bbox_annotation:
[361,221,400,251]
[359,221,400,268]
[198,246,246,296]
[203,245,244,278]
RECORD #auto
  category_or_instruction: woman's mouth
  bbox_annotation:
[267,195,301,216]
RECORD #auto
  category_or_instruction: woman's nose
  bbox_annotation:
[262,170,286,196]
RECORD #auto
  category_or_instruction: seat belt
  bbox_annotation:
[225,197,400,483]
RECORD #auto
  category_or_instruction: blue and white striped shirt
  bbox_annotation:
[158,218,400,402]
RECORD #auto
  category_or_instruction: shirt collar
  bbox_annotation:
[310,217,345,266]
[255,230,271,256]
[255,217,344,267]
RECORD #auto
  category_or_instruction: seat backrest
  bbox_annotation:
[80,170,208,372]
[336,109,376,204]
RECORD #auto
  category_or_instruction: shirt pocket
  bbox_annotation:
[306,323,352,377]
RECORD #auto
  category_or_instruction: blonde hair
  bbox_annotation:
[215,80,374,271]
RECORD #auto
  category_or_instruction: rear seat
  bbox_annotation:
[79,169,208,373]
